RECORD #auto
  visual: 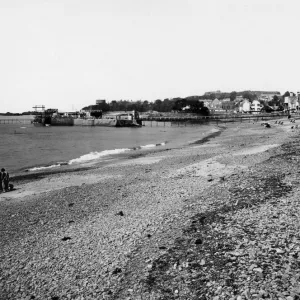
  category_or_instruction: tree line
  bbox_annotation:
[83,97,210,115]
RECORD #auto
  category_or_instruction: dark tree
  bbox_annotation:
[242,91,256,101]
[172,98,186,111]
[268,95,281,107]
[230,91,237,101]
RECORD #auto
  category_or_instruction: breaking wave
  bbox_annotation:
[28,163,64,172]
[68,148,131,164]
[27,142,167,171]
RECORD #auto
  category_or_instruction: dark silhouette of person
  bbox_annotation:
[1,168,9,192]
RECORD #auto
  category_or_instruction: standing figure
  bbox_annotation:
[0,169,2,192]
[1,168,9,192]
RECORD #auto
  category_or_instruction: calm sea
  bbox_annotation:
[0,118,214,176]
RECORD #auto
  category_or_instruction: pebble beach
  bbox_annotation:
[1,119,300,300]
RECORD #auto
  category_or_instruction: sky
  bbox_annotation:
[0,0,300,113]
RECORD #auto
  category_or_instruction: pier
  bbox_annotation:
[0,118,33,125]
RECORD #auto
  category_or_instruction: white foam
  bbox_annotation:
[28,142,168,171]
[141,144,156,149]
[68,148,131,164]
[28,164,61,171]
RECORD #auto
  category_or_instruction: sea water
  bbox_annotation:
[0,121,214,176]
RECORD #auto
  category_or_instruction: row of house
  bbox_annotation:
[202,98,264,113]
[202,92,300,113]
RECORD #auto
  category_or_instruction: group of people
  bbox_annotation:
[0,168,10,192]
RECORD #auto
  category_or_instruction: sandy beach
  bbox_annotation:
[1,119,300,300]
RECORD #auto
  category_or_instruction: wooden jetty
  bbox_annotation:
[0,118,33,125]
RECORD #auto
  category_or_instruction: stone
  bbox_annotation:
[253,268,263,273]
[195,238,203,245]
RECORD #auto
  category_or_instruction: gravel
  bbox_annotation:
[1,120,300,300]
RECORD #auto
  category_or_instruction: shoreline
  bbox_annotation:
[6,123,218,180]
[6,125,222,194]
[1,118,300,299]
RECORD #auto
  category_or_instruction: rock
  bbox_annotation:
[195,238,203,245]
[112,268,122,275]
[253,268,263,273]
[61,237,71,241]
[116,211,124,216]
[243,289,251,299]
[249,264,257,271]
[199,216,206,225]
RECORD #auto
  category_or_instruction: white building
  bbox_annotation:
[250,100,263,112]
[239,99,251,113]
[284,96,299,111]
